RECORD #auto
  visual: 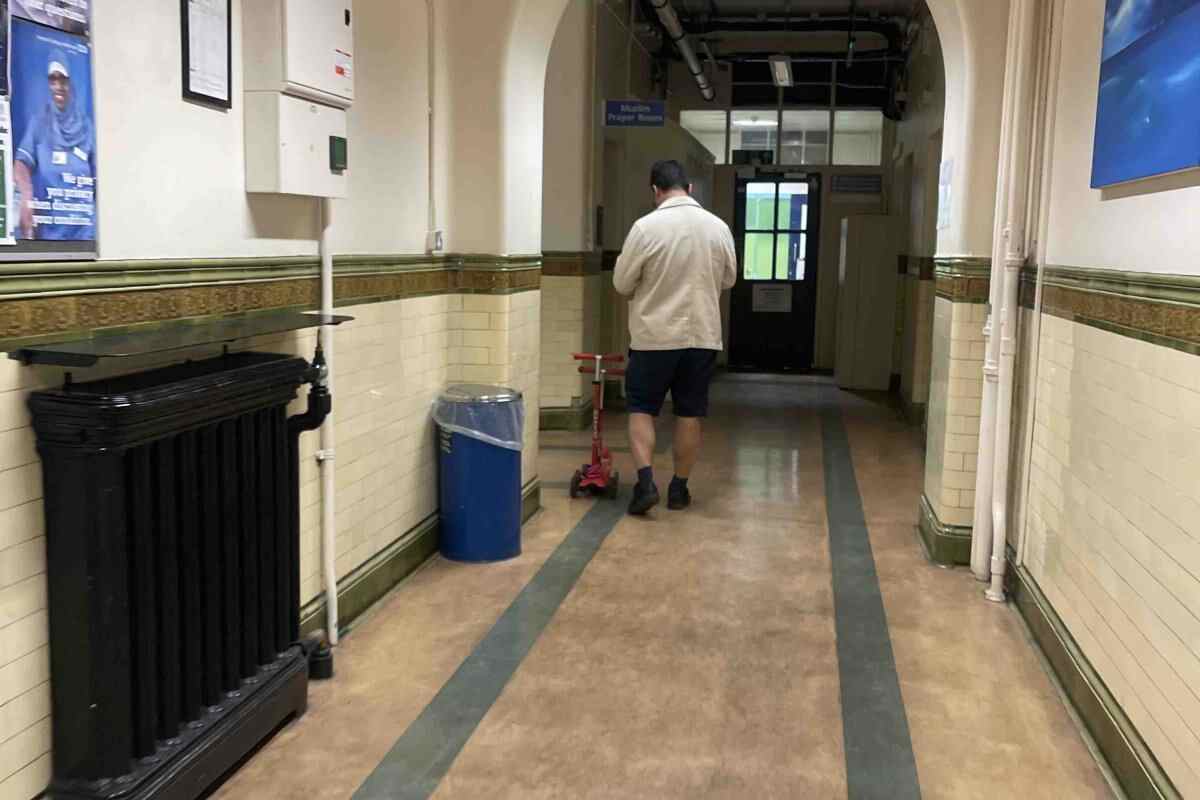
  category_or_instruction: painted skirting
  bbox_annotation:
[1021,264,1200,356]
[934,256,991,303]
[899,396,927,429]
[542,251,601,277]
[540,400,593,431]
[1008,565,1181,800]
[917,493,972,565]
[300,478,543,638]
[0,253,541,348]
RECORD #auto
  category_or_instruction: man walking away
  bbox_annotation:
[613,160,738,516]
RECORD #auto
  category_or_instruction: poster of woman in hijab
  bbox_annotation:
[10,18,95,242]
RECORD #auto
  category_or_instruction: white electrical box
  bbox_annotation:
[243,0,355,108]
[245,93,348,198]
[835,215,899,391]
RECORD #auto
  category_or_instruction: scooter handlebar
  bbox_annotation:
[571,353,625,363]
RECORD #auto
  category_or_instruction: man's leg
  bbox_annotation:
[666,349,718,510]
[629,412,657,474]
[672,417,702,479]
[624,350,673,514]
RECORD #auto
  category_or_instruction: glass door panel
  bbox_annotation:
[743,233,775,280]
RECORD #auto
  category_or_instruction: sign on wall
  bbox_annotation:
[2,1,96,257]
[937,159,953,231]
[604,100,665,127]
[182,0,232,108]
[752,284,792,314]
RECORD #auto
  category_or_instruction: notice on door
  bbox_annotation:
[752,284,792,313]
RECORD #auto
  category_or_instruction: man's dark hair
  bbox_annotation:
[650,160,689,192]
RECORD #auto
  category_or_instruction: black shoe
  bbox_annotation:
[628,482,660,515]
[668,483,691,511]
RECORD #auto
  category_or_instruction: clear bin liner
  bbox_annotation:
[433,384,525,451]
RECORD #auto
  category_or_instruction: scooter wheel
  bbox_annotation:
[605,472,620,500]
[569,470,583,499]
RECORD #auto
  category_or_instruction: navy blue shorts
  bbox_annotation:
[626,349,718,418]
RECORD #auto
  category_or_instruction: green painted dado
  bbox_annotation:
[0,253,542,346]
[1009,565,1181,800]
[917,494,972,566]
[934,256,991,304]
[300,478,543,639]
[1020,264,1200,357]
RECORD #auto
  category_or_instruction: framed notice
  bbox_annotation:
[181,0,231,109]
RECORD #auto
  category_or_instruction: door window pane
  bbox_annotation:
[833,110,884,166]
[744,182,777,231]
[776,182,809,231]
[775,232,807,280]
[680,110,728,165]
[743,233,775,280]
[780,111,830,166]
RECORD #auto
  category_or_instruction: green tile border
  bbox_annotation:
[1019,264,1200,357]
[1008,565,1181,800]
[934,256,991,304]
[300,478,543,639]
[0,253,542,347]
[540,401,593,431]
[542,251,602,277]
[916,493,972,566]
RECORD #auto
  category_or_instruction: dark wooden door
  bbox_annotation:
[729,173,822,371]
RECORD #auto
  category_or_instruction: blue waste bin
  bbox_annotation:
[433,384,525,562]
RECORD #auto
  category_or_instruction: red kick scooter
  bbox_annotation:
[569,353,625,500]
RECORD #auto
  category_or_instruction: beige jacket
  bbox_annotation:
[613,196,738,351]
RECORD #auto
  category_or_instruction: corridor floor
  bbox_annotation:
[213,375,1114,800]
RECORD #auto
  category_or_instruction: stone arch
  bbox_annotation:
[924,0,1011,258]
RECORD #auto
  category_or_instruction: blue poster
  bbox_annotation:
[10,17,95,241]
[1091,0,1200,187]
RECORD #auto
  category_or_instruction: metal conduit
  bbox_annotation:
[649,0,716,102]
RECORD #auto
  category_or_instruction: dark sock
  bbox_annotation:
[637,466,654,491]
[671,476,689,492]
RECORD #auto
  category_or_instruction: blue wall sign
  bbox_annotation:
[605,100,665,127]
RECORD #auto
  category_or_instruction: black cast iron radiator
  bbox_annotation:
[29,351,330,800]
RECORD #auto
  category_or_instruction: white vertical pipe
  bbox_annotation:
[987,0,1039,603]
[970,0,1019,583]
[319,198,339,644]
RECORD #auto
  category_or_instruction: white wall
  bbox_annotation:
[92,0,429,261]
[1011,2,1200,794]
[542,0,592,253]
[1042,0,1200,274]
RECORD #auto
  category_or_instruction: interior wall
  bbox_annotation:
[1011,1,1200,794]
[893,4,947,412]
[0,1,556,796]
[542,0,593,253]
[1041,3,1200,273]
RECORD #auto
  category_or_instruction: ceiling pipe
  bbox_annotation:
[681,17,904,48]
[649,0,716,101]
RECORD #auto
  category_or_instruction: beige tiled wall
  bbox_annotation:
[0,288,540,800]
[539,275,601,410]
[924,298,986,527]
[1020,314,1200,797]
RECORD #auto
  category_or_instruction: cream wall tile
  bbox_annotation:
[1020,313,1200,795]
